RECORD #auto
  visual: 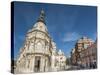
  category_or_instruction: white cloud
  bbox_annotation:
[62,32,81,42]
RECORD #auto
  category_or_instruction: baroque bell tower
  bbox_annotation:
[15,9,56,73]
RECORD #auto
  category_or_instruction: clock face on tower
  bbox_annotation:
[33,22,47,32]
[40,25,42,29]
[38,22,45,31]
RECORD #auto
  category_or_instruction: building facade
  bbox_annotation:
[71,37,96,67]
[15,9,66,73]
[80,41,97,69]
[71,48,77,65]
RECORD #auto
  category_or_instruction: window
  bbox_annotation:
[35,42,43,51]
[84,44,88,49]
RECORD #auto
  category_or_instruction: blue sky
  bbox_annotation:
[13,2,97,59]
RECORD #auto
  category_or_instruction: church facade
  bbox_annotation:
[15,9,66,73]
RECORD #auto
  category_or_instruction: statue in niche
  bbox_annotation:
[29,42,34,51]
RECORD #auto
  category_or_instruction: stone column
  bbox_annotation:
[40,56,45,72]
[45,57,49,72]
[30,55,35,72]
[51,55,55,71]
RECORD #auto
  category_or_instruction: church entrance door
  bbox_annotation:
[34,56,41,72]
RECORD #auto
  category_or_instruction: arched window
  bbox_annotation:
[35,42,43,51]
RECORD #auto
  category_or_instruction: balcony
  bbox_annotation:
[26,49,51,56]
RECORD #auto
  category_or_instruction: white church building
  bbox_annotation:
[15,9,66,73]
